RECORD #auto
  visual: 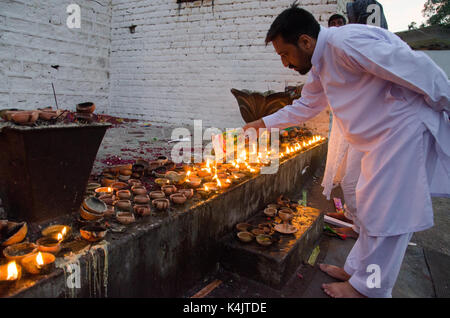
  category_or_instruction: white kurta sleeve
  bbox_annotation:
[340,30,450,113]
[262,69,328,129]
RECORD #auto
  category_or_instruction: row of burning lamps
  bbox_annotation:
[188,135,325,196]
[0,135,325,283]
[0,226,69,283]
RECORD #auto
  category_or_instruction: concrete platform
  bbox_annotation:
[1,141,327,298]
[220,205,323,289]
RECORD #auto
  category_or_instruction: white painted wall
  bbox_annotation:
[109,0,337,128]
[0,0,111,113]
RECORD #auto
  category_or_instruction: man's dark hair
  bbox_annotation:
[265,1,321,46]
[328,13,347,26]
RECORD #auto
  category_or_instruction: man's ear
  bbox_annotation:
[297,34,313,50]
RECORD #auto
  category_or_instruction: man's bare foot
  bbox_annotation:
[326,212,353,224]
[318,264,351,281]
[322,281,367,298]
[335,227,359,239]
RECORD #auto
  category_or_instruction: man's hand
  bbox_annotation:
[242,118,266,134]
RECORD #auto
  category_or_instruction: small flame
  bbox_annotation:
[216,179,222,187]
[36,252,44,267]
[204,185,209,191]
[57,233,63,241]
[107,187,112,192]
[226,179,231,183]
[6,261,18,280]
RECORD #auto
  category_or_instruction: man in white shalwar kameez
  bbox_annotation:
[243,4,450,298]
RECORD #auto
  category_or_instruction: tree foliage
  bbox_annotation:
[422,0,450,26]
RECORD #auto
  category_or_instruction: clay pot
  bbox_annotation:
[102,177,116,187]
[21,252,55,275]
[80,206,104,221]
[116,212,135,225]
[115,200,131,211]
[134,195,150,205]
[161,185,177,195]
[170,193,187,205]
[148,160,162,171]
[152,198,170,211]
[177,188,193,199]
[131,185,147,195]
[149,191,165,200]
[203,182,218,192]
[39,110,62,121]
[256,234,273,246]
[153,167,167,178]
[237,231,254,243]
[11,111,39,125]
[264,207,277,217]
[133,204,151,216]
[36,237,61,254]
[80,225,107,242]
[1,222,27,246]
[41,225,72,242]
[98,195,115,206]
[83,196,107,214]
[186,177,202,188]
[104,205,115,217]
[156,156,168,165]
[119,174,131,182]
[164,161,176,171]
[117,190,131,200]
[236,223,252,232]
[87,183,101,191]
[251,228,265,236]
[3,242,38,262]
[197,170,211,178]
[155,178,170,186]
[128,179,142,187]
[76,102,96,113]
[112,182,128,192]
[279,209,294,223]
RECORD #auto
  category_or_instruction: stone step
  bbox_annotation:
[220,205,323,289]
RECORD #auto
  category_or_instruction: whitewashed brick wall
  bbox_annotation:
[110,0,337,131]
[0,0,111,113]
[1,0,336,135]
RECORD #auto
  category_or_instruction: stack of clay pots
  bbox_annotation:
[75,102,95,123]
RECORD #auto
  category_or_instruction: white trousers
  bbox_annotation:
[344,229,413,297]
[339,146,364,233]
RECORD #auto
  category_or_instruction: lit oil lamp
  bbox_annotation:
[21,251,55,275]
[197,184,212,199]
[0,261,22,283]
[41,225,71,242]
[95,187,114,196]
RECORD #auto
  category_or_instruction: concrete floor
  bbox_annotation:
[184,166,450,298]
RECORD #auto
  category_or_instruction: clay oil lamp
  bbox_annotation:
[117,190,131,200]
[154,178,170,187]
[3,242,38,262]
[39,110,62,121]
[104,205,115,217]
[76,102,96,113]
[152,198,170,211]
[119,168,132,182]
[98,194,115,206]
[112,181,128,192]
[80,225,107,242]
[95,187,114,197]
[161,184,177,195]
[116,212,136,225]
[41,225,72,242]
[156,155,168,165]
[164,160,176,171]
[134,195,150,205]
[264,207,277,218]
[197,184,212,199]
[203,182,218,192]
[128,179,142,188]
[148,160,162,172]
[235,223,252,232]
[197,170,211,178]
[36,237,61,254]
[237,231,254,243]
[218,178,232,189]
[101,177,116,187]
[170,193,187,205]
[133,204,151,217]
[231,172,246,183]
[11,111,39,125]
[153,166,167,178]
[186,177,202,188]
[80,205,104,221]
[165,171,186,185]
[21,251,55,275]
[86,183,101,196]
[0,261,22,283]
[149,190,165,200]
[177,188,194,200]
[1,221,27,246]
[83,196,107,214]
[251,228,265,236]
[132,185,148,195]
[115,200,131,211]
[256,234,273,247]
